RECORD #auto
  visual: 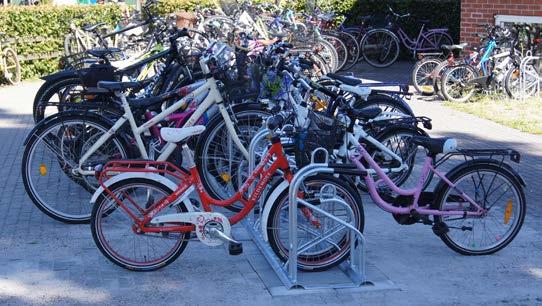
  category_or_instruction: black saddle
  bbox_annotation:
[86,48,122,59]
[82,22,106,32]
[411,136,456,155]
[417,19,431,25]
[441,43,468,52]
[97,81,140,91]
[327,73,363,86]
[347,107,382,120]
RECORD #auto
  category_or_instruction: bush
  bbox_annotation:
[0,4,122,79]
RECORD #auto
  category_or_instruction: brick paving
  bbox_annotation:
[0,65,541,305]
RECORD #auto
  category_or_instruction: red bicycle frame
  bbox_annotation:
[98,138,293,234]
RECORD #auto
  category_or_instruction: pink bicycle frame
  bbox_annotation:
[350,144,486,217]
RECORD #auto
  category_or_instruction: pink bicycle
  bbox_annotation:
[350,136,525,255]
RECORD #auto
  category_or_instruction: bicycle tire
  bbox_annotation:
[266,174,364,271]
[432,161,525,255]
[361,29,400,68]
[412,57,442,95]
[322,33,348,71]
[33,77,84,123]
[441,64,478,103]
[2,47,21,85]
[338,31,360,71]
[22,114,130,223]
[91,178,190,271]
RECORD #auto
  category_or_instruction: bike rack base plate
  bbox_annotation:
[245,254,399,296]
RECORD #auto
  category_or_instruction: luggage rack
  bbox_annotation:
[243,128,369,290]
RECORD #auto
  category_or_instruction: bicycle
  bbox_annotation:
[0,32,21,85]
[89,114,364,271]
[360,6,453,68]
[349,132,525,254]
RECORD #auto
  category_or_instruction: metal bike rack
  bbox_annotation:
[519,50,541,99]
[244,131,367,290]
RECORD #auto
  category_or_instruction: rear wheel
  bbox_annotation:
[91,178,190,271]
[412,57,441,95]
[433,163,525,255]
[322,33,348,71]
[420,32,453,53]
[33,77,85,123]
[266,175,364,271]
[338,31,360,71]
[361,29,400,68]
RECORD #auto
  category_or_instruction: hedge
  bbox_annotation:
[0,0,460,80]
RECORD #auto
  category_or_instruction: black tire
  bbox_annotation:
[322,33,348,71]
[441,65,478,103]
[33,77,84,123]
[338,31,361,71]
[266,175,364,271]
[433,162,525,255]
[22,114,130,223]
[91,178,190,271]
[361,29,400,68]
[432,60,449,100]
[412,57,442,95]
[354,93,414,117]
[194,103,272,211]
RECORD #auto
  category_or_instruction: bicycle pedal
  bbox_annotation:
[228,241,243,256]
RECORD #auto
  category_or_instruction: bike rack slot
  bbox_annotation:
[244,129,368,290]
[519,50,540,100]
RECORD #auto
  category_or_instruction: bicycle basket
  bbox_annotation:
[77,63,115,88]
[293,111,345,167]
[289,25,318,49]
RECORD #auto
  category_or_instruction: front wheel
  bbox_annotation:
[441,65,478,103]
[91,178,190,271]
[433,162,525,255]
[2,47,21,85]
[412,57,442,95]
[266,175,364,271]
[361,29,400,68]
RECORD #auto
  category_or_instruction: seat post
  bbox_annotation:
[181,143,195,168]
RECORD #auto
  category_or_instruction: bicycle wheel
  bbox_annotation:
[504,65,539,99]
[361,29,400,68]
[194,104,272,211]
[64,33,82,56]
[432,60,450,100]
[412,57,442,95]
[338,31,360,71]
[315,38,339,72]
[91,178,190,271]
[266,175,364,271]
[354,93,414,118]
[441,65,478,103]
[2,47,21,85]
[33,77,85,123]
[433,162,525,255]
[420,32,453,53]
[22,114,130,223]
[322,33,348,71]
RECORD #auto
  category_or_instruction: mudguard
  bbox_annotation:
[89,172,195,212]
[23,110,121,146]
[40,70,78,82]
[260,180,289,241]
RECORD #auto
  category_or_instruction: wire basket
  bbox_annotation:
[289,25,319,49]
[293,111,345,167]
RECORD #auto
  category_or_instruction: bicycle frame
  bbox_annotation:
[77,77,249,176]
[349,144,485,217]
[396,25,449,52]
[98,137,292,233]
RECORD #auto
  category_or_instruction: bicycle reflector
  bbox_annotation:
[39,164,47,176]
[504,200,513,224]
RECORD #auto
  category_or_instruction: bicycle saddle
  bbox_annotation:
[327,73,363,86]
[160,126,206,143]
[411,136,457,155]
[441,43,468,51]
[97,81,140,91]
[82,22,107,32]
[86,48,122,58]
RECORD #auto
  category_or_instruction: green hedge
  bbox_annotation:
[0,4,122,79]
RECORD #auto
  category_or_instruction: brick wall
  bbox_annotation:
[461,0,542,46]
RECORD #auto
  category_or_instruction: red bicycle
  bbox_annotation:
[90,119,364,271]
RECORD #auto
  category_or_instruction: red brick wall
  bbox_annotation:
[461,0,542,46]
